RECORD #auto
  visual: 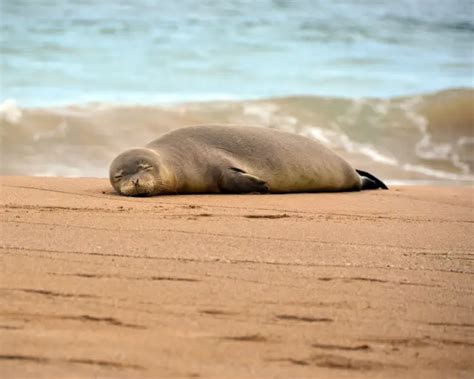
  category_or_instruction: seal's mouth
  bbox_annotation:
[118,174,157,197]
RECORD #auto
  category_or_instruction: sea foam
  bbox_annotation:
[0,99,22,124]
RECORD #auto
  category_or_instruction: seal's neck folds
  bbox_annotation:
[146,149,177,195]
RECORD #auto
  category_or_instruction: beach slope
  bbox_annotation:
[1,177,473,378]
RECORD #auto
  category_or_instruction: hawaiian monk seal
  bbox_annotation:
[109,125,387,196]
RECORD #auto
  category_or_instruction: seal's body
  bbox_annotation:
[109,125,387,196]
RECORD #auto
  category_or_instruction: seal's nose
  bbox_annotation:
[132,178,139,186]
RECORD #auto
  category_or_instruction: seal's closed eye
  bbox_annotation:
[138,163,153,171]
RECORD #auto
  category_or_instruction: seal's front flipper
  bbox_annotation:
[356,169,388,190]
[219,167,269,193]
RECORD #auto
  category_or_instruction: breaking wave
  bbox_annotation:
[1,88,473,183]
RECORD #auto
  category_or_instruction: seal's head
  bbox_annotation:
[109,148,171,196]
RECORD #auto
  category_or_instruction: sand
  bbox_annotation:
[1,176,473,378]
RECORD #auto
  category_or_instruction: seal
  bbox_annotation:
[109,125,388,196]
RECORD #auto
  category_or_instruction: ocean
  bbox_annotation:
[1,0,473,183]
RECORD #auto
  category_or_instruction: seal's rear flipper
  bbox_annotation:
[356,169,388,190]
[219,167,269,193]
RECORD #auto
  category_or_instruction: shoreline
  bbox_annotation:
[1,176,473,378]
[5,175,474,186]
[3,86,473,110]
[2,86,472,109]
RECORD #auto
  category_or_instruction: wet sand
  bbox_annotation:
[1,176,473,378]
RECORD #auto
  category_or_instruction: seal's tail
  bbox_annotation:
[356,169,388,190]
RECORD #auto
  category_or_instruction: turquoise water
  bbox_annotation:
[1,0,473,106]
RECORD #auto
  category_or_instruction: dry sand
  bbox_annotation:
[0,176,473,378]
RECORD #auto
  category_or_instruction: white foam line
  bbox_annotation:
[0,99,23,123]
[384,179,440,186]
[402,164,474,182]
[400,96,473,177]
[358,146,398,166]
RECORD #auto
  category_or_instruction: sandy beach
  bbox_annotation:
[1,176,473,378]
